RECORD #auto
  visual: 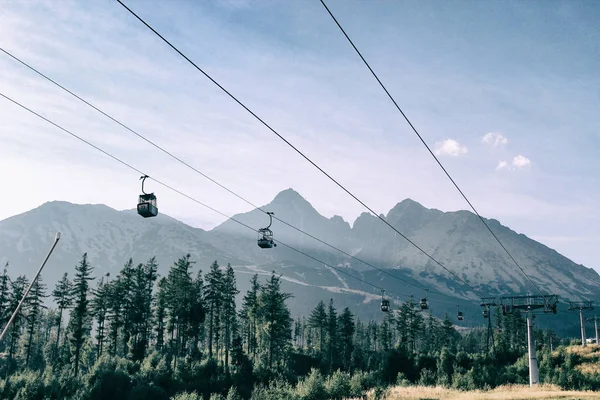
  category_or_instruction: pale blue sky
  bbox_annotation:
[0,1,598,270]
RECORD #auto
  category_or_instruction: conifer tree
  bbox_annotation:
[326,299,338,369]
[24,277,46,367]
[68,253,94,376]
[91,273,110,358]
[7,275,28,363]
[205,261,223,359]
[338,307,354,371]
[155,277,168,351]
[239,274,260,359]
[0,262,11,352]
[222,264,238,377]
[257,272,292,370]
[52,272,73,351]
[308,300,327,355]
[189,269,206,359]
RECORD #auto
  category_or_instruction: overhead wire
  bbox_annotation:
[318,0,548,302]
[0,46,450,300]
[115,0,484,298]
[0,90,467,308]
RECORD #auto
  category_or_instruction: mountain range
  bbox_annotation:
[0,188,597,329]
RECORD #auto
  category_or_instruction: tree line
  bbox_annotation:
[0,254,596,400]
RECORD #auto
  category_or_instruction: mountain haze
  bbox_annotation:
[0,189,597,323]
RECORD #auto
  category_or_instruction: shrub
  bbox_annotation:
[250,379,298,400]
[418,368,436,386]
[324,370,351,400]
[396,372,410,387]
[226,386,243,400]
[296,368,326,400]
[171,392,202,400]
[349,370,377,397]
[451,370,476,391]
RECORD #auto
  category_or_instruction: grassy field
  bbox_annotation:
[377,384,600,399]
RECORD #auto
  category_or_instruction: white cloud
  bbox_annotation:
[496,160,508,170]
[512,155,532,168]
[434,139,468,157]
[482,132,508,147]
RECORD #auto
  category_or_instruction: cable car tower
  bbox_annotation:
[569,301,594,347]
[480,297,497,355]
[137,175,158,218]
[257,212,277,249]
[500,294,559,387]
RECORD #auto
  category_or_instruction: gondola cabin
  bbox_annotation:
[457,311,464,321]
[381,299,389,313]
[137,193,158,218]
[419,298,429,310]
[482,309,489,319]
[257,228,276,249]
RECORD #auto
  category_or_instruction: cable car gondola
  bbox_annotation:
[482,308,489,319]
[380,290,389,313]
[420,290,429,310]
[257,212,277,249]
[137,175,158,218]
[457,305,464,321]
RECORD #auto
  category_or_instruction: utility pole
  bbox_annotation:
[500,294,558,387]
[569,301,594,347]
[585,316,600,345]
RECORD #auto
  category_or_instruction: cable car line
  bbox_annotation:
[0,90,463,308]
[318,0,547,302]
[0,47,451,300]
[116,0,483,298]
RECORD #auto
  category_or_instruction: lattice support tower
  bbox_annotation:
[480,297,497,355]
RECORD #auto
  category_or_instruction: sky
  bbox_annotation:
[0,1,598,271]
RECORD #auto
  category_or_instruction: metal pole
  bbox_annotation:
[595,318,599,345]
[580,308,587,348]
[0,232,60,342]
[527,312,539,386]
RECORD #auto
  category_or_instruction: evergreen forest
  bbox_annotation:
[0,254,599,400]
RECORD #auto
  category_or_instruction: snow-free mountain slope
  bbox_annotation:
[0,190,598,316]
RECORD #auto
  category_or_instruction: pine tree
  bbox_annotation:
[119,258,135,356]
[189,269,206,359]
[7,275,28,364]
[165,254,195,365]
[91,273,110,358]
[239,274,260,360]
[325,299,338,370]
[51,273,73,352]
[308,300,327,356]
[155,277,168,351]
[337,307,354,371]
[222,264,238,377]
[205,261,223,359]
[24,277,47,367]
[0,262,11,352]
[68,253,94,376]
[257,272,292,370]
